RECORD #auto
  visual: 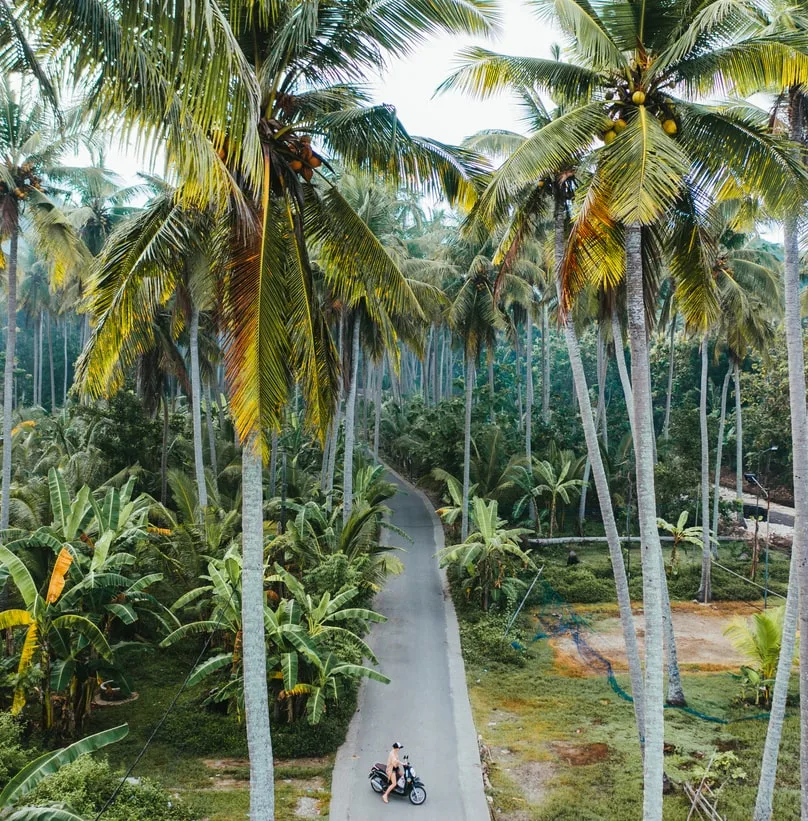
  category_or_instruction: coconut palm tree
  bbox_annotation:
[440,3,808,810]
[449,257,501,541]
[0,80,88,530]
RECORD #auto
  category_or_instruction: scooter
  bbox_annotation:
[368,755,427,805]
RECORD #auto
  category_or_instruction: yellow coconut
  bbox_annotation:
[603,129,617,145]
[631,90,646,105]
[613,118,627,133]
[662,119,678,135]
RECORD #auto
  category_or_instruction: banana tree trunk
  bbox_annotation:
[556,205,645,751]
[373,360,383,460]
[781,141,808,817]
[753,553,799,821]
[189,305,208,519]
[47,313,55,411]
[205,382,219,492]
[241,440,274,820]
[625,222,665,817]
[525,316,533,463]
[342,318,360,524]
[697,336,712,603]
[541,302,550,423]
[461,352,473,542]
[734,363,744,523]
[1,230,18,529]
[712,369,731,540]
[663,317,675,441]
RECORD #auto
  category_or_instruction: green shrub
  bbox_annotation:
[458,614,526,667]
[26,756,197,821]
[542,566,615,604]
[272,688,357,757]
[0,713,27,787]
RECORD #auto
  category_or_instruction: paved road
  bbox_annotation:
[329,473,488,821]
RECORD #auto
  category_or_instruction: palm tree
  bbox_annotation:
[449,257,501,541]
[441,4,807,811]
[0,80,87,529]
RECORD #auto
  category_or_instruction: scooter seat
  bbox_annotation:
[373,763,387,771]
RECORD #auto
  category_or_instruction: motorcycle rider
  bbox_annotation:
[382,742,404,803]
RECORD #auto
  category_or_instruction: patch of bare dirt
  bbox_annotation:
[294,796,321,817]
[550,741,611,766]
[511,760,556,805]
[202,758,248,770]
[549,603,755,676]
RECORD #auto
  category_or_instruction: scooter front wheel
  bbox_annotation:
[409,785,427,805]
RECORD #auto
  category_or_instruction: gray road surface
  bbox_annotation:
[329,472,488,821]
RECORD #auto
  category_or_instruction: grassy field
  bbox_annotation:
[465,605,800,820]
[85,652,334,820]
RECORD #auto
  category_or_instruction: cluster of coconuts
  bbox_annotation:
[0,162,43,200]
[601,87,678,145]
[286,135,322,182]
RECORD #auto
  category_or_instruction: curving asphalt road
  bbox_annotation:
[329,472,489,821]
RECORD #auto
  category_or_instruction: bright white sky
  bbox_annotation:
[89,1,557,186]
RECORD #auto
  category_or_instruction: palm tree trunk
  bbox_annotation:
[660,558,686,706]
[712,369,731,539]
[161,394,169,506]
[461,352,473,541]
[373,360,383,460]
[541,302,550,423]
[734,362,744,523]
[488,350,495,423]
[753,553,799,821]
[63,318,69,405]
[611,313,635,434]
[38,312,43,407]
[625,222,665,817]
[447,343,454,399]
[578,459,590,530]
[557,206,645,750]
[1,229,18,529]
[241,440,274,820]
[697,336,712,603]
[320,417,334,492]
[781,129,808,815]
[433,327,440,405]
[189,305,208,519]
[342,318,360,524]
[47,313,55,411]
[205,382,219,491]
[525,316,533,463]
[663,317,676,441]
[33,312,39,405]
[269,428,278,497]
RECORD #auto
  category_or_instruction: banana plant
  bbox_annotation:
[0,545,112,730]
[0,724,127,819]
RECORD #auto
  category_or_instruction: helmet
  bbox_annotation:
[392,742,403,749]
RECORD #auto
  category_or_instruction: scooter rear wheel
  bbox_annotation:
[370,776,386,794]
[409,786,427,805]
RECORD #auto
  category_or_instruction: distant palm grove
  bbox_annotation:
[3,0,808,819]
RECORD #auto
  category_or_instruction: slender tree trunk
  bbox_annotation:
[712,370,731,539]
[33,312,39,406]
[373,360,383,460]
[363,357,371,443]
[663,317,676,441]
[205,382,219,491]
[734,363,744,523]
[161,395,169,506]
[1,230,18,529]
[488,350,495,423]
[447,344,454,399]
[47,313,55,411]
[241,440,274,820]
[697,336,712,602]
[189,305,208,519]
[612,313,635,434]
[325,317,346,507]
[320,417,334,492]
[63,318,68,405]
[556,205,645,750]
[660,558,686,706]
[433,327,440,405]
[38,312,43,407]
[578,459,591,530]
[753,555,799,821]
[525,316,533,463]
[461,352,473,541]
[342,319,360,524]
[781,132,808,817]
[625,222,665,817]
[595,326,606,439]
[269,428,278,497]
[541,302,550,423]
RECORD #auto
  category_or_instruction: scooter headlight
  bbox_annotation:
[410,768,416,776]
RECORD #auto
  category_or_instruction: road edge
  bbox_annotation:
[382,464,491,821]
